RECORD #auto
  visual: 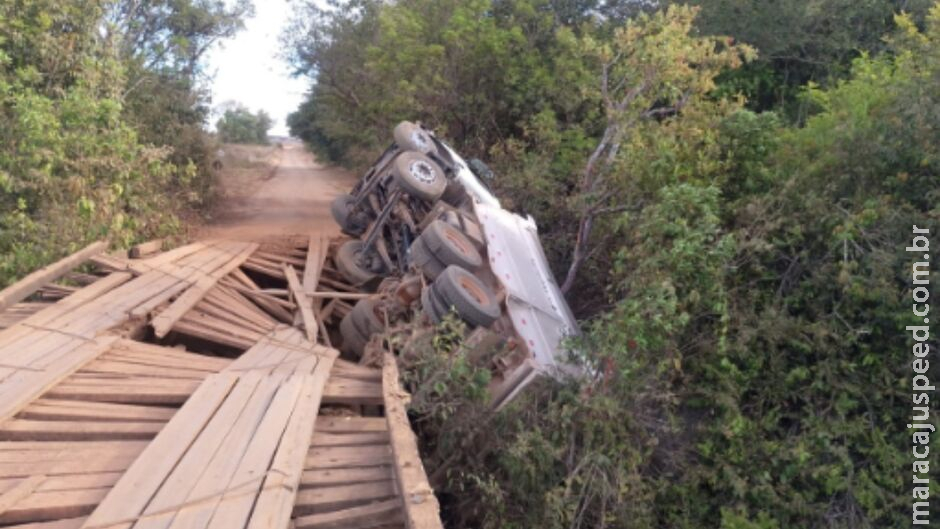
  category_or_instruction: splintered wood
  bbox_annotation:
[0,234,443,529]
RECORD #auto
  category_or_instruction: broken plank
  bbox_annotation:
[151,242,259,338]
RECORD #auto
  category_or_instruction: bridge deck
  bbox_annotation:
[0,236,442,529]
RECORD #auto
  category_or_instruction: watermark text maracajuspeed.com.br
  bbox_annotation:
[908,225,932,525]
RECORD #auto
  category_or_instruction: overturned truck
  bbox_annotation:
[329,122,578,408]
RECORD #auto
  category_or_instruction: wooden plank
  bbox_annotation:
[0,454,139,479]
[203,374,311,529]
[315,417,387,434]
[5,517,85,529]
[247,354,335,529]
[322,380,382,405]
[300,466,392,488]
[110,340,230,371]
[0,475,46,515]
[145,371,287,529]
[242,260,287,280]
[293,499,402,529]
[151,243,259,338]
[304,446,392,469]
[302,235,327,296]
[80,373,238,529]
[45,383,196,406]
[293,480,396,515]
[308,292,372,300]
[21,399,176,423]
[4,516,87,529]
[0,336,118,425]
[79,359,210,380]
[0,420,163,441]
[285,265,317,343]
[0,444,144,463]
[129,239,164,259]
[171,321,256,350]
[139,241,210,270]
[310,431,390,447]
[382,352,443,529]
[0,273,131,349]
[0,441,149,452]
[0,487,108,525]
[0,242,108,312]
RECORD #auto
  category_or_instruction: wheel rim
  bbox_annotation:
[409,160,437,184]
[458,276,487,305]
[443,226,472,256]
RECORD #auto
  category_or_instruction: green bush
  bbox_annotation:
[0,0,250,287]
[287,2,939,527]
[216,105,274,145]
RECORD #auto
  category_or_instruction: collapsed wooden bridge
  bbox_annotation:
[0,236,443,529]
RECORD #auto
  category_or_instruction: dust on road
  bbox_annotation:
[201,140,356,240]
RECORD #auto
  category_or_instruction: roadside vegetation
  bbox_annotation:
[286,1,940,527]
[0,0,252,287]
[216,104,274,144]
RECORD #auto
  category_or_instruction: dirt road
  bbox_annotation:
[202,141,356,240]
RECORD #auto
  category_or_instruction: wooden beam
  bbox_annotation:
[0,241,107,312]
[382,352,443,529]
[285,265,318,343]
[128,239,164,259]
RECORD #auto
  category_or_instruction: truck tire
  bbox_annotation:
[340,313,368,358]
[330,195,356,231]
[421,220,482,271]
[335,240,380,287]
[440,210,484,250]
[351,298,384,336]
[392,151,446,202]
[420,286,444,323]
[408,237,446,280]
[431,265,500,327]
[393,121,435,154]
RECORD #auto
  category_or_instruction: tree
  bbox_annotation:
[559,6,754,292]
[216,105,273,144]
[675,0,934,113]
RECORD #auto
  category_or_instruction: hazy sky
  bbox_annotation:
[206,0,307,137]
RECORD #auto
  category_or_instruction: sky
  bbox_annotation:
[205,0,307,137]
